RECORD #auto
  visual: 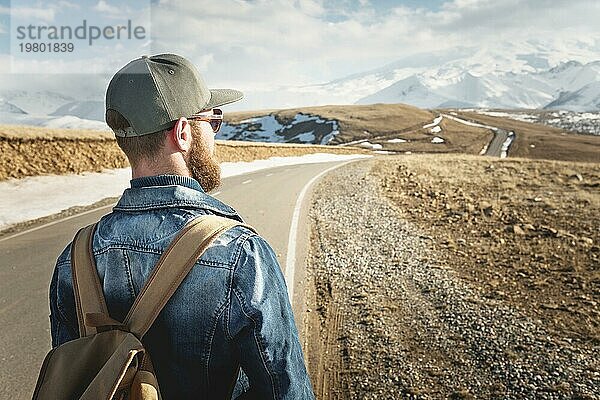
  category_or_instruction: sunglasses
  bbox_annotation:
[188,108,223,133]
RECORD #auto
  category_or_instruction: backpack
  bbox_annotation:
[33,215,254,400]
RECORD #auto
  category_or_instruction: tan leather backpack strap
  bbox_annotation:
[70,223,109,337]
[124,215,255,339]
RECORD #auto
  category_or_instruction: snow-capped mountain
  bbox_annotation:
[544,81,600,111]
[0,90,108,130]
[0,90,76,115]
[353,60,600,111]
[0,99,27,114]
[51,101,105,121]
[310,40,600,111]
[0,39,598,133]
[358,75,450,109]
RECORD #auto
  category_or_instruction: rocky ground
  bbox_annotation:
[304,155,599,399]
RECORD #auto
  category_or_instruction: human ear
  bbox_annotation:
[172,117,192,152]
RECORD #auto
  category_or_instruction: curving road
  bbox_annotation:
[0,159,361,399]
[441,113,514,157]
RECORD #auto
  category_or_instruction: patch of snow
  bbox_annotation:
[239,117,262,124]
[357,141,383,150]
[44,115,108,130]
[430,126,442,133]
[341,138,370,146]
[321,129,339,145]
[0,153,372,231]
[431,136,445,144]
[477,110,538,122]
[475,109,600,135]
[442,113,498,130]
[289,131,316,142]
[423,115,443,129]
[500,131,515,158]
[387,138,407,143]
[218,113,339,145]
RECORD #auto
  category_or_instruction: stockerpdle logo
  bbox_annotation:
[1,0,151,74]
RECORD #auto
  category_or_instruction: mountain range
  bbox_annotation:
[0,40,598,129]
[307,41,600,111]
[353,60,600,111]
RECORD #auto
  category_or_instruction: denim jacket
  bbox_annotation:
[49,175,315,399]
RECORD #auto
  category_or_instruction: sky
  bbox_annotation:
[0,0,599,111]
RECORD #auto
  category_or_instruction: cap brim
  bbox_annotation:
[204,89,243,110]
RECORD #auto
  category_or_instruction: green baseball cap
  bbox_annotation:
[105,53,243,137]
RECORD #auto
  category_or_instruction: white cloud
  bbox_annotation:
[93,0,122,15]
[432,0,599,37]
[57,0,80,9]
[7,6,56,23]
[2,0,600,111]
[295,0,325,16]
[150,1,415,85]
[140,0,600,110]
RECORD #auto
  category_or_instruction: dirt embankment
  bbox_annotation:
[305,155,599,399]
[0,125,367,181]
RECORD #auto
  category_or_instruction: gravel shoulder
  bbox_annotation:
[304,156,599,399]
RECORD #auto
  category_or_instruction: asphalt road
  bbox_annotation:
[441,113,514,157]
[0,159,357,399]
[484,128,511,157]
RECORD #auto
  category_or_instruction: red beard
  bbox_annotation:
[187,122,221,192]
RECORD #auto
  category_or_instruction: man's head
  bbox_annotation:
[105,53,242,191]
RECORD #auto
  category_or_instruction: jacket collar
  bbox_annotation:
[114,174,243,221]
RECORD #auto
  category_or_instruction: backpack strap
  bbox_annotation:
[71,223,109,337]
[124,215,256,339]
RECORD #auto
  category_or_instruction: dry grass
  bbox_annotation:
[453,111,600,163]
[0,126,367,181]
[0,136,128,180]
[0,124,113,140]
[372,116,493,155]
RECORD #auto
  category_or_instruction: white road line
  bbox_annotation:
[0,203,115,243]
[285,160,357,300]
[242,179,252,185]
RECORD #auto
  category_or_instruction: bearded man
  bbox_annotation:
[48,54,315,399]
